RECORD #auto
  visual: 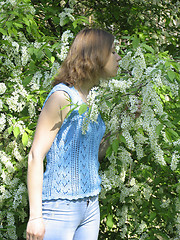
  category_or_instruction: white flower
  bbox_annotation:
[139,233,150,240]
[12,41,19,53]
[173,139,180,146]
[50,62,60,78]
[142,184,152,200]
[129,177,136,186]
[117,205,128,226]
[21,46,30,66]
[0,99,3,111]
[0,83,7,94]
[0,113,6,132]
[7,212,17,240]
[13,183,27,209]
[171,151,180,171]
[129,95,139,113]
[61,30,74,43]
[122,130,135,150]
[89,103,99,122]
[29,71,42,90]
[119,51,132,70]
[160,198,171,208]
[100,173,112,190]
[108,78,132,93]
[28,100,36,117]
[152,70,163,86]
[136,144,144,159]
[34,41,43,48]
[7,0,16,6]
[59,8,75,26]
[132,66,143,80]
[58,43,69,61]
[107,115,120,133]
[0,151,14,173]
[8,141,24,161]
[7,92,25,112]
[136,220,147,234]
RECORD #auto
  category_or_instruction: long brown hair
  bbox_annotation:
[53,28,114,87]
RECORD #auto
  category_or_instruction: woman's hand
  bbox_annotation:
[26,218,45,240]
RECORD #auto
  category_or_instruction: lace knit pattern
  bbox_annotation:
[42,83,106,201]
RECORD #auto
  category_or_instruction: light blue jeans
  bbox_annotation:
[42,195,100,240]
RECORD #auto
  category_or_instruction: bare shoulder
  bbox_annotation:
[45,90,70,109]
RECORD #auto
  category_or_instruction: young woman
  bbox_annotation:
[26,28,121,240]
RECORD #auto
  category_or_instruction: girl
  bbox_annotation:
[26,28,121,240]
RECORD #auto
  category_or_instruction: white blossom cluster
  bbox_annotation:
[12,183,27,209]
[136,220,147,234]
[0,113,6,132]
[28,71,42,91]
[116,205,128,227]
[0,2,78,238]
[160,198,171,208]
[108,78,132,93]
[171,151,180,171]
[0,151,14,173]
[6,84,28,113]
[82,46,180,237]
[57,30,74,61]
[141,184,153,200]
[7,212,17,240]
[0,83,7,94]
[59,8,75,26]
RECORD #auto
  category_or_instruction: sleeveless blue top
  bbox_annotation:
[42,83,106,201]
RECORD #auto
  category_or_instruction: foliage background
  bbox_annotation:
[0,0,179,239]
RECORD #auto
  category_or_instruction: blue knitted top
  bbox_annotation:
[42,83,106,201]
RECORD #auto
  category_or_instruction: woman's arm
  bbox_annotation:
[98,132,111,162]
[26,91,70,240]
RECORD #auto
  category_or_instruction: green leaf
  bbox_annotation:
[0,28,8,35]
[106,214,114,228]
[142,44,154,53]
[13,22,23,28]
[22,132,28,146]
[8,126,13,134]
[13,127,20,138]
[167,70,175,82]
[78,104,88,115]
[23,75,32,86]
[52,42,61,49]
[155,124,164,136]
[119,135,126,144]
[28,47,35,55]
[66,104,78,118]
[106,146,112,158]
[167,128,179,139]
[106,101,113,107]
[50,56,55,63]
[59,104,71,111]
[44,48,52,59]
[34,49,43,60]
[112,138,119,153]
[22,17,30,26]
[132,35,140,49]
[150,212,156,221]
[165,129,172,142]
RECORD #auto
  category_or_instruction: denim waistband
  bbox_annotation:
[42,195,98,204]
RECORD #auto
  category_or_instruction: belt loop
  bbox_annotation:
[87,199,90,206]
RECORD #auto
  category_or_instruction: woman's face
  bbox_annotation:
[104,43,121,78]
